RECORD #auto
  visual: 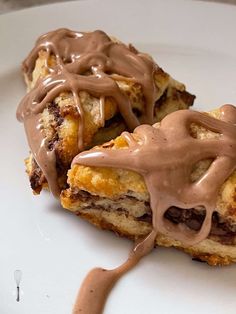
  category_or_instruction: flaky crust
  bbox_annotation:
[24,41,195,193]
[61,108,236,266]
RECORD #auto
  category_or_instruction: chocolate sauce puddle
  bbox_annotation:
[16,28,158,196]
[72,105,236,313]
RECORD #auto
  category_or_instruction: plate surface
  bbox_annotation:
[1,0,236,313]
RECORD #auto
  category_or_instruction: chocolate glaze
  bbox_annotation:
[17,28,159,196]
[72,104,236,313]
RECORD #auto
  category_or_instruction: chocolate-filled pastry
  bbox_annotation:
[17,28,195,196]
[61,105,236,266]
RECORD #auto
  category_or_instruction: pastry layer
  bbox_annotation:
[61,108,236,265]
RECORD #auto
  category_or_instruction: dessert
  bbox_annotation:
[62,105,236,266]
[16,28,195,196]
[65,104,236,314]
[16,28,236,314]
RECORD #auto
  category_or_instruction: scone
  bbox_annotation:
[61,105,236,266]
[17,28,195,196]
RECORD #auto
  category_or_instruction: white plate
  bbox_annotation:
[1,0,236,313]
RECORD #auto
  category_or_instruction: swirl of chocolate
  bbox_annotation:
[17,28,159,196]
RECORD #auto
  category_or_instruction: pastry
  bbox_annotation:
[61,105,236,266]
[16,28,195,196]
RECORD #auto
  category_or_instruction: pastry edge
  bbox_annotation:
[74,208,235,266]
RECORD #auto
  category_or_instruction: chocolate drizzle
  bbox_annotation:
[72,233,155,314]
[72,105,236,313]
[17,28,159,196]
[15,28,236,314]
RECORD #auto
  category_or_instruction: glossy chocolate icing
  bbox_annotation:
[17,29,158,196]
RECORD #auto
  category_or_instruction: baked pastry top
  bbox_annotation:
[61,105,236,266]
[17,28,195,195]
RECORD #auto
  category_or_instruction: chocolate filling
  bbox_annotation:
[72,189,236,245]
